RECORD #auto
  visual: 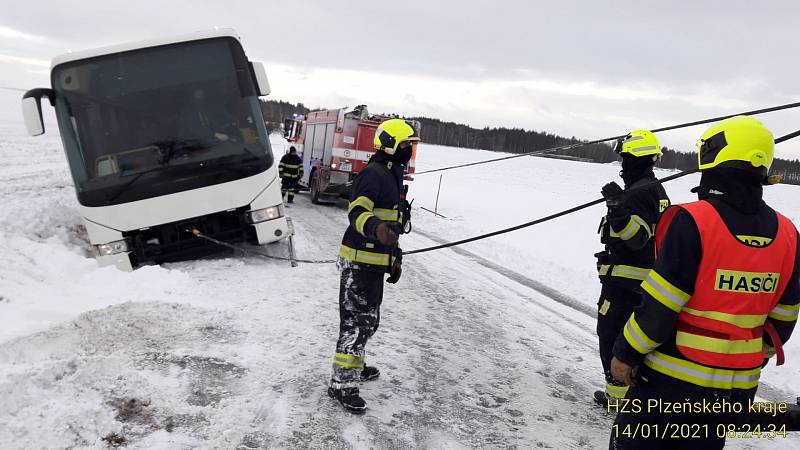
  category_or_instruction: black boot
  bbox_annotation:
[594,390,611,407]
[328,387,367,414]
[360,365,380,382]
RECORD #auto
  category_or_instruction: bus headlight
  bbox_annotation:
[95,240,129,256]
[248,205,284,223]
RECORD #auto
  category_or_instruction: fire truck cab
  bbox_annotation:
[283,105,419,203]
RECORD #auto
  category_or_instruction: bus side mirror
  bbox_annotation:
[22,97,44,136]
[21,88,55,136]
[250,61,271,96]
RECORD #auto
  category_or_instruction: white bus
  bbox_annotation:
[22,29,289,271]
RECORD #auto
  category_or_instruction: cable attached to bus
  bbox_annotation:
[188,228,337,265]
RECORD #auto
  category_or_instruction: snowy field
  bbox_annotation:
[1,86,799,448]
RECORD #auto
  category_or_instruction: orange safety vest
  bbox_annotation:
[656,201,797,369]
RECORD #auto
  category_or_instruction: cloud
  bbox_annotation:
[0,25,47,42]
[0,1,798,158]
[0,54,49,67]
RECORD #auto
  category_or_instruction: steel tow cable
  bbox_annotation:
[415,101,800,175]
[403,129,800,256]
[187,228,337,264]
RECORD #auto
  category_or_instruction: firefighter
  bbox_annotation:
[278,146,303,203]
[609,116,800,449]
[594,130,671,405]
[327,118,419,413]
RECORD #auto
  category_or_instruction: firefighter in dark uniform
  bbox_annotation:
[328,118,419,413]
[609,116,800,449]
[595,129,671,405]
[278,146,303,203]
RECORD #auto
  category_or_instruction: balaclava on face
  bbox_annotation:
[693,167,764,214]
[391,144,413,166]
[620,154,655,187]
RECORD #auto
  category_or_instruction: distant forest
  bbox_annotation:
[259,100,800,185]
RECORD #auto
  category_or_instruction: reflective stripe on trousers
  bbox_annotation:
[643,351,761,390]
[606,381,629,399]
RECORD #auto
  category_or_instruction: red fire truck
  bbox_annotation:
[283,105,420,203]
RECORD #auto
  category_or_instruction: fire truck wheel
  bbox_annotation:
[310,176,321,204]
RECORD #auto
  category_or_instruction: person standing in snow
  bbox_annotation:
[594,129,670,405]
[609,116,799,449]
[278,146,303,204]
[327,118,418,413]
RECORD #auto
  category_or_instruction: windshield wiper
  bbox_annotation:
[104,140,206,204]
[104,166,161,204]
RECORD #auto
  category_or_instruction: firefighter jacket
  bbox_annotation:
[338,152,404,272]
[597,172,670,291]
[613,197,800,390]
[278,153,303,180]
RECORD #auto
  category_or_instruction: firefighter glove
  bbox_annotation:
[601,182,624,208]
[376,222,399,246]
[611,357,637,387]
[386,260,402,284]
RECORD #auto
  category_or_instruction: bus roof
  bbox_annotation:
[51,28,241,68]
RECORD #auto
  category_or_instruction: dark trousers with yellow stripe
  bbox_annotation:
[609,366,755,449]
[597,283,640,399]
[281,177,299,202]
[330,267,384,390]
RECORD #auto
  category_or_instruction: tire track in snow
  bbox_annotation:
[410,229,595,318]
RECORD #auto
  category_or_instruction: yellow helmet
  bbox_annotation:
[374,118,420,154]
[697,115,774,175]
[614,129,661,157]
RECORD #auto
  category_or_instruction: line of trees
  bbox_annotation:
[259,99,800,185]
[410,116,614,161]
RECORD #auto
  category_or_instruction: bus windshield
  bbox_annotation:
[52,37,274,206]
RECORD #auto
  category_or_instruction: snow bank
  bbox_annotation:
[0,122,203,342]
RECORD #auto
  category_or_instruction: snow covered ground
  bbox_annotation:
[1,86,798,448]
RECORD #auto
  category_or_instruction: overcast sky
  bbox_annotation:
[2,0,800,158]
